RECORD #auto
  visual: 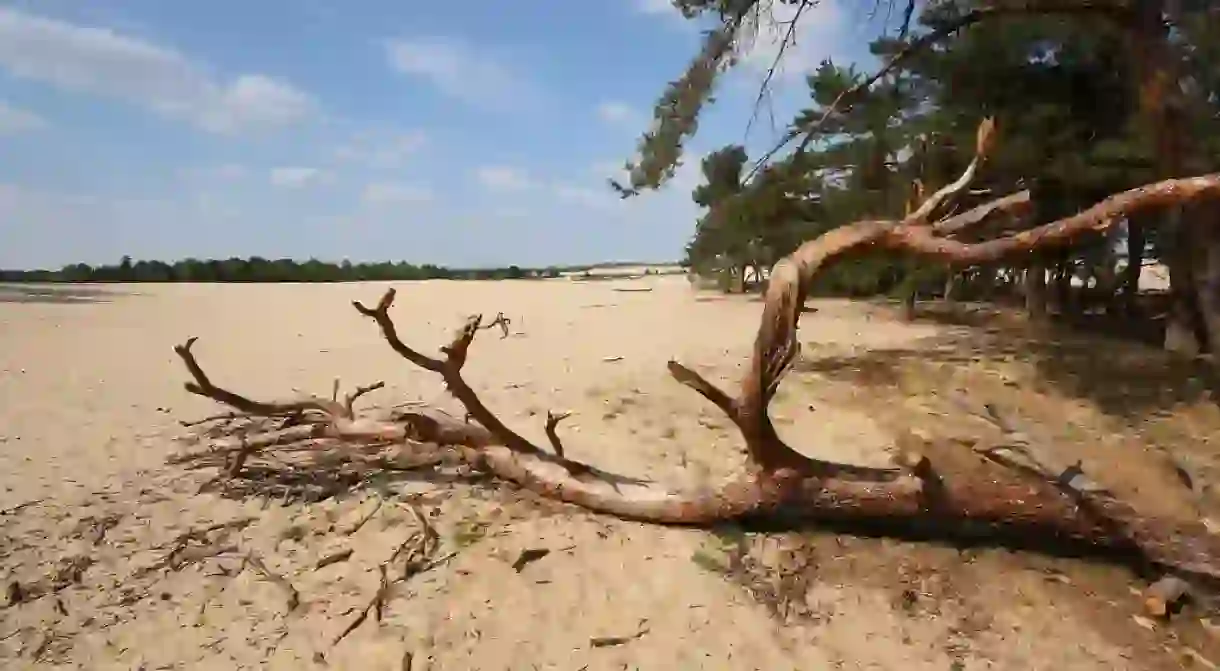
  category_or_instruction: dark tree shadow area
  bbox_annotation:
[0,284,138,305]
[797,301,1220,422]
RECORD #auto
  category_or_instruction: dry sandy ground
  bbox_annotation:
[2,276,1220,669]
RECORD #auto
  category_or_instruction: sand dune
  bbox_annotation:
[1,277,1213,669]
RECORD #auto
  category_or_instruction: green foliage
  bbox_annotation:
[677,0,1220,299]
[614,27,738,196]
[615,0,812,195]
[0,257,585,283]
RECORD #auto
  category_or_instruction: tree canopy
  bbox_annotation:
[0,256,587,284]
[653,0,1220,331]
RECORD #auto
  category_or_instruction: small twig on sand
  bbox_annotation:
[244,552,301,613]
[344,497,384,536]
[332,564,391,646]
[478,312,512,339]
[332,503,444,648]
[590,620,650,648]
[0,499,45,517]
[75,513,123,546]
[511,548,551,573]
[225,436,257,478]
[179,411,248,427]
[315,549,354,570]
[345,381,386,415]
[8,555,95,605]
[138,518,255,576]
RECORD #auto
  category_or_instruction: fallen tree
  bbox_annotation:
[172,119,1220,611]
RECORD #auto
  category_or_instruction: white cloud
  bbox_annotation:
[633,0,698,30]
[635,0,677,15]
[0,100,48,134]
[360,182,432,206]
[0,8,315,134]
[384,36,539,108]
[333,129,427,168]
[270,166,331,189]
[596,101,641,126]
[0,161,705,269]
[475,165,534,192]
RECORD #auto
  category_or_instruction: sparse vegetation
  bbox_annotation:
[0,256,679,283]
[647,0,1220,355]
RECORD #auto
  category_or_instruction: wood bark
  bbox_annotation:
[1127,0,1220,354]
[1123,215,1146,316]
[1191,202,1220,354]
[171,119,1220,596]
[1024,260,1049,323]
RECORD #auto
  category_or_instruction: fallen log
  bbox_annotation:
[170,118,1220,596]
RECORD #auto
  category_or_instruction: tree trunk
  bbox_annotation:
[943,268,957,303]
[1191,202,1220,355]
[1024,261,1049,323]
[1163,208,1208,354]
[902,286,917,321]
[1129,0,1213,353]
[1053,252,1073,317]
[1123,216,1146,316]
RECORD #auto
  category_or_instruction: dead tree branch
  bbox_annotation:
[480,312,512,339]
[544,411,571,459]
[172,117,1220,592]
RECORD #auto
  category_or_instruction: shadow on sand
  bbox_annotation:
[797,301,1220,423]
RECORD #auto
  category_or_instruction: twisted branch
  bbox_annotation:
[173,118,1220,590]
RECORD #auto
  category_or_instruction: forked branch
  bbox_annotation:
[172,118,1220,590]
[175,337,350,420]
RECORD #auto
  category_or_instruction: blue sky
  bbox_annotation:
[0,0,881,269]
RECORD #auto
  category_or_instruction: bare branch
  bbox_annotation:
[666,361,738,420]
[175,338,417,446]
[179,411,248,428]
[897,0,917,39]
[744,0,812,139]
[345,381,386,416]
[544,411,572,459]
[907,117,996,223]
[439,316,482,369]
[931,190,1032,236]
[174,337,348,419]
[886,174,1220,266]
[171,158,1220,592]
[354,290,544,457]
[479,312,512,339]
[352,289,445,373]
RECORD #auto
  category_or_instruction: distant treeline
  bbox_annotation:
[0,256,674,284]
